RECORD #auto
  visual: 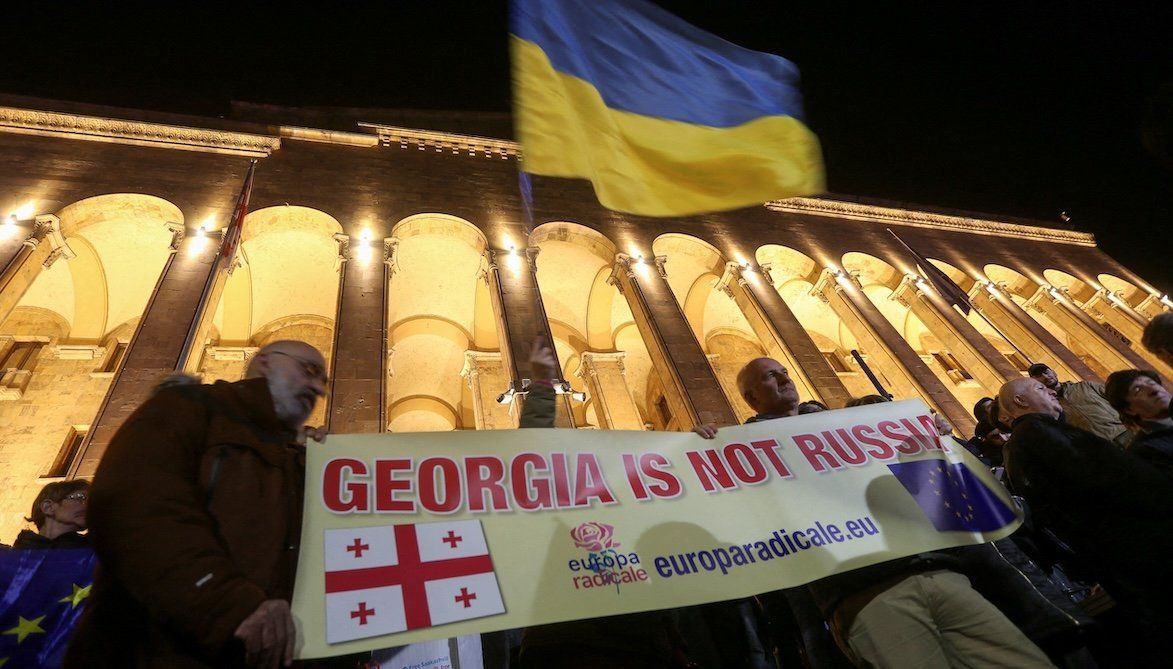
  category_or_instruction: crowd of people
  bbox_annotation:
[6,312,1173,668]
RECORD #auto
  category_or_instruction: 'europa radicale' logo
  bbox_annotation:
[567,522,647,592]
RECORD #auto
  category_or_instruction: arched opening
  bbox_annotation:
[985,264,1111,378]
[200,206,344,427]
[532,222,657,429]
[755,245,874,402]
[652,233,768,421]
[0,193,180,543]
[387,214,499,432]
[843,252,991,409]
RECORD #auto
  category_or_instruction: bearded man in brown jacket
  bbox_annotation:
[65,340,328,669]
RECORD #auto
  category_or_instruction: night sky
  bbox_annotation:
[3,1,1170,288]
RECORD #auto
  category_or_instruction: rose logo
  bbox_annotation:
[570,522,619,552]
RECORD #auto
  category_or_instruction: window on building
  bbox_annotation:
[821,351,852,374]
[102,341,130,373]
[1003,351,1031,373]
[1,341,44,372]
[655,395,672,429]
[932,351,974,383]
[46,427,87,478]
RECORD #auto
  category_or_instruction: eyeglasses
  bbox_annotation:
[267,351,328,383]
[61,492,88,503]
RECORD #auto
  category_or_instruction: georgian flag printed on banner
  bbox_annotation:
[323,520,505,644]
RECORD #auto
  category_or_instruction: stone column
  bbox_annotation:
[892,275,1019,395]
[608,254,737,429]
[326,234,387,434]
[716,262,851,408]
[1025,286,1153,373]
[1135,294,1171,321]
[71,223,208,477]
[461,351,517,430]
[0,215,73,327]
[484,247,576,428]
[967,282,1099,382]
[577,351,644,430]
[1082,290,1173,376]
[812,269,973,433]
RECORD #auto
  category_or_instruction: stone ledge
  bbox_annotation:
[0,106,280,157]
[767,197,1097,247]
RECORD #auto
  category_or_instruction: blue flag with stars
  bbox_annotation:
[0,548,96,668]
[887,459,1018,532]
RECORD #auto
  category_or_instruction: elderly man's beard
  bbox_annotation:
[266,376,316,428]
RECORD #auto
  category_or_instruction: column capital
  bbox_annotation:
[165,221,185,251]
[333,232,350,261]
[383,237,399,272]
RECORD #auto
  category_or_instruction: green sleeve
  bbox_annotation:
[520,383,556,428]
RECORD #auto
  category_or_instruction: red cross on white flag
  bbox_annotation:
[323,520,505,644]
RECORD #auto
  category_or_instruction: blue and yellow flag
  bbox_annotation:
[511,0,825,217]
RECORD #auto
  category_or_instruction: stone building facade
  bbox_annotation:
[0,96,1167,542]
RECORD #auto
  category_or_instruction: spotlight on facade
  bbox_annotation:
[555,381,587,403]
[6,214,16,226]
[196,224,207,238]
[496,387,517,405]
[1161,295,1173,310]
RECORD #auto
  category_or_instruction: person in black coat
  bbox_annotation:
[999,376,1173,637]
[12,479,91,549]
[1104,368,1173,465]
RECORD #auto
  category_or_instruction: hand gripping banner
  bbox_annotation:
[292,399,1020,658]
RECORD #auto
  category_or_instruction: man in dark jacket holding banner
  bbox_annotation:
[66,340,328,669]
[697,358,1052,668]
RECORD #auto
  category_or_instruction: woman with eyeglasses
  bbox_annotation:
[14,480,91,549]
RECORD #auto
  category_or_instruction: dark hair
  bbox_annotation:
[1027,363,1051,377]
[1143,313,1173,354]
[25,479,90,529]
[989,399,1011,432]
[797,400,828,414]
[972,397,993,422]
[845,394,890,407]
[1104,369,1162,426]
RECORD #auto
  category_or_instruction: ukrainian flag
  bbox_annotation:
[511,0,825,217]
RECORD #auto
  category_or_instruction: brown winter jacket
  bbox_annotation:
[65,378,305,669]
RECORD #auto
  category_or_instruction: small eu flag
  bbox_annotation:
[887,459,1018,532]
[0,548,97,668]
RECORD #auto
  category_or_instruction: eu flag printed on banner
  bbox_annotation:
[511,0,825,217]
[887,459,1019,532]
[323,520,504,645]
[0,548,97,669]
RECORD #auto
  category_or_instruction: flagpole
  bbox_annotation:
[886,228,1033,365]
[176,160,257,370]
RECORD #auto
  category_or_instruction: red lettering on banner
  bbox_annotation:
[323,458,369,513]
[622,454,650,501]
[465,456,508,512]
[750,439,793,478]
[879,420,919,454]
[829,428,868,466]
[375,459,416,512]
[640,453,683,498]
[550,453,573,507]
[793,434,841,472]
[419,457,461,513]
[687,449,738,492]
[574,453,617,506]
[511,453,553,511]
[916,415,946,450]
[724,443,767,484]
[852,424,895,460]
